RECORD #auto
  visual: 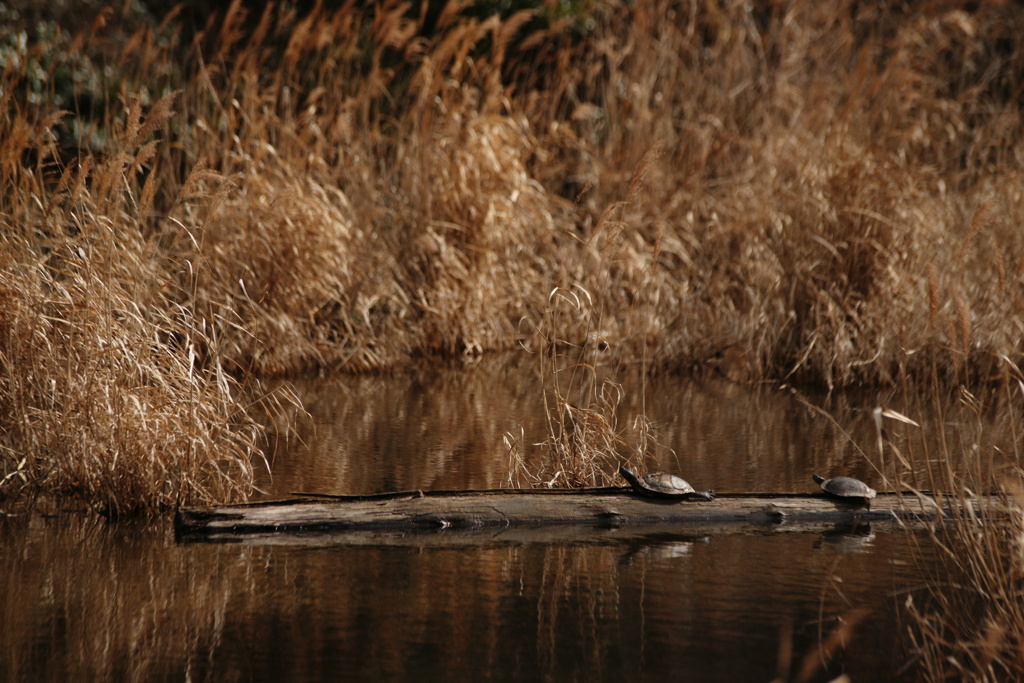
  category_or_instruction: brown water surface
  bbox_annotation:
[4,354,1007,681]
[2,513,934,682]
[258,354,1007,498]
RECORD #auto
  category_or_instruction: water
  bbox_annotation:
[2,355,991,682]
[2,515,929,682]
[255,355,994,498]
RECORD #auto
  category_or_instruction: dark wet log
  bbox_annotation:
[175,488,990,544]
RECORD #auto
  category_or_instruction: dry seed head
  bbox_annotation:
[957,296,971,360]
[925,263,939,332]
[993,241,1006,294]
[955,201,990,268]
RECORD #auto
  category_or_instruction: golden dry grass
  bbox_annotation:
[505,283,658,488]
[85,0,1024,386]
[859,359,1024,680]
[2,0,1024,513]
[6,6,1024,678]
[0,88,289,515]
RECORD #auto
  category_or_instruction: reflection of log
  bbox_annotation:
[176,489,987,544]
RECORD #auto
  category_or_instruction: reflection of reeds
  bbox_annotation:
[772,608,870,683]
[0,510,933,680]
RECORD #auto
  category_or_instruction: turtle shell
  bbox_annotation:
[619,466,714,500]
[813,474,877,500]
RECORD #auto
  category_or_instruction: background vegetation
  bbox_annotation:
[2,0,1024,675]
[2,0,1023,492]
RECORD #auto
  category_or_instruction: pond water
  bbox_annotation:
[3,514,930,682]
[3,355,1002,682]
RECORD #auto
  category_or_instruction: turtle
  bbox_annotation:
[619,466,714,501]
[812,473,877,506]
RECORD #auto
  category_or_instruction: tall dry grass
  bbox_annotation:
[860,357,1024,679]
[0,84,286,515]
[3,0,1024,511]
[18,0,1018,386]
[505,281,661,489]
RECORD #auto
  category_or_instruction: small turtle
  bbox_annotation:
[813,473,877,506]
[619,466,714,501]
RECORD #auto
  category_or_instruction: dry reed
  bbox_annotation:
[0,67,286,515]
[18,0,1021,387]
[3,0,1024,515]
[5,9,1024,678]
[866,357,1024,680]
[506,283,657,489]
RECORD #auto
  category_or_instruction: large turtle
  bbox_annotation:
[813,473,877,506]
[619,466,714,501]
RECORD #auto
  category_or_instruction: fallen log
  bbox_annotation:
[175,488,991,544]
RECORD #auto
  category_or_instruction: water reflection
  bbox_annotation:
[1,514,930,682]
[259,354,1015,498]
[260,355,548,495]
[815,524,877,554]
[5,357,1010,681]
